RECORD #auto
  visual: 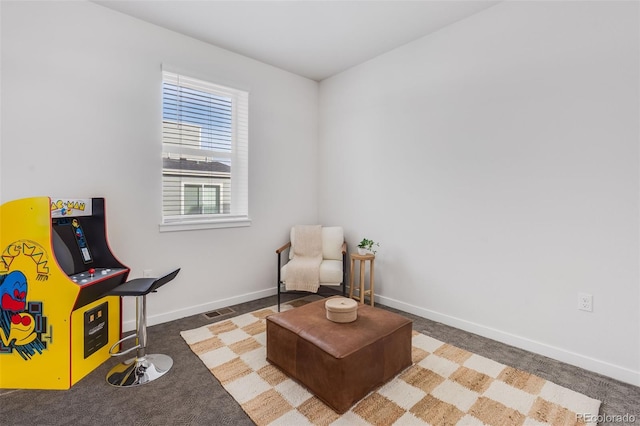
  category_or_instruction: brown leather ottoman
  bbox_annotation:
[266,297,412,413]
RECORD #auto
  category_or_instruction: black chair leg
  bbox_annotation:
[277,282,281,312]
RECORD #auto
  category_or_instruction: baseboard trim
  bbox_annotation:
[123,288,638,386]
[377,294,640,387]
[122,287,276,332]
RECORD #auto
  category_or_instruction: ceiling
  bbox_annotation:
[93,0,500,81]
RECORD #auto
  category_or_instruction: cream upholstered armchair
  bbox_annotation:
[276,225,347,311]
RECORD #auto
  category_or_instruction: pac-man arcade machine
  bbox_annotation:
[0,197,129,389]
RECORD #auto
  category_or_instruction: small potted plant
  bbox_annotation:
[357,238,379,255]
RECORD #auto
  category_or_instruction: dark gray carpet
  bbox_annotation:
[1,293,638,425]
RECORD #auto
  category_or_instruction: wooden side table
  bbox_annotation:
[349,253,375,306]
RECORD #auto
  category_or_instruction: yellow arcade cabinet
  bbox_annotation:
[0,197,129,389]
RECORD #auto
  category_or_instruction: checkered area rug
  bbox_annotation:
[180,301,601,425]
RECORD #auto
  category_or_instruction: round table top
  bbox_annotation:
[350,252,375,260]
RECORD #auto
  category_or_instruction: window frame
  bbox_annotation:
[159,69,250,232]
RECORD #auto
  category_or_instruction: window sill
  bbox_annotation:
[159,217,251,232]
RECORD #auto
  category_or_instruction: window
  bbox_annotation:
[183,183,220,215]
[161,70,249,231]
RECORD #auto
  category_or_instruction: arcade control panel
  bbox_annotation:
[69,268,127,286]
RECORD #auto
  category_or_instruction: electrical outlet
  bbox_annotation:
[578,292,593,312]
[143,269,153,278]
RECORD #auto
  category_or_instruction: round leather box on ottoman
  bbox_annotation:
[325,297,357,323]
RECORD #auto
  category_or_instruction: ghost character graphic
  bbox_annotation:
[0,271,27,312]
[0,270,45,358]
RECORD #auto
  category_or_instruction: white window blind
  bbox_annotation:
[161,70,249,231]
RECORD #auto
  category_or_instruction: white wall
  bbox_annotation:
[319,1,639,385]
[1,1,319,328]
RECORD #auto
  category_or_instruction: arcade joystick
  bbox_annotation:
[89,268,95,278]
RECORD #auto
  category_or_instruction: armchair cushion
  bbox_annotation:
[322,227,344,261]
[281,259,343,285]
[289,226,344,261]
